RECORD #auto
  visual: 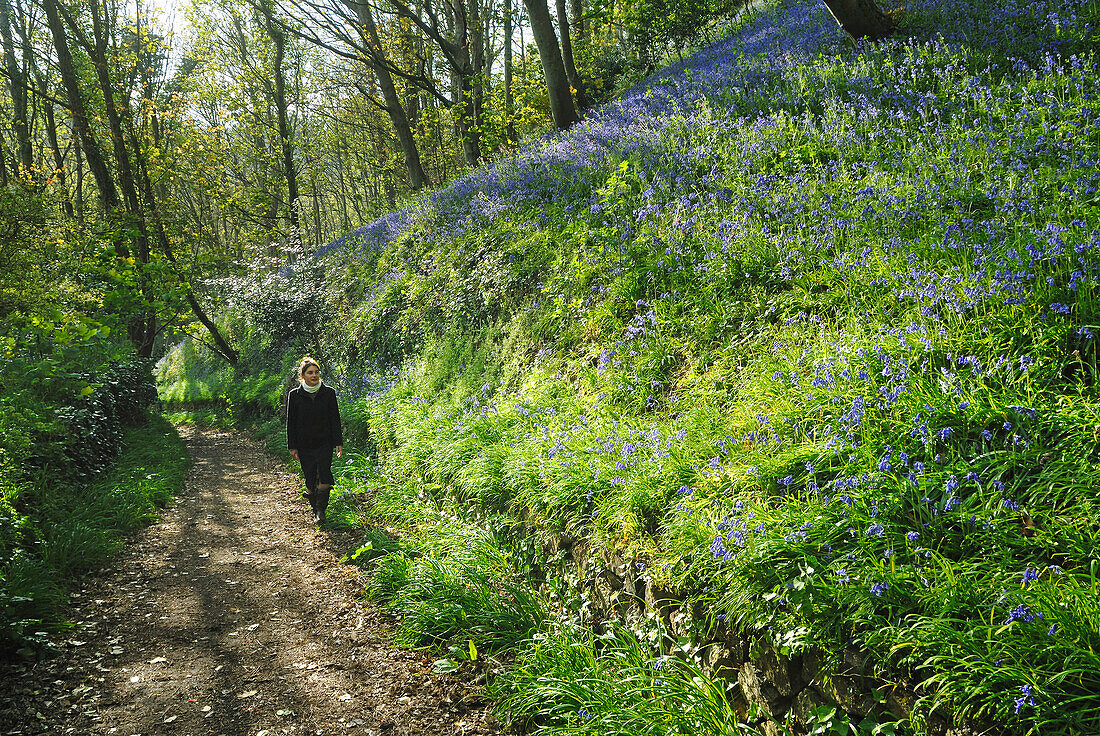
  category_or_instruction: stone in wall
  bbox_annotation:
[545,543,938,734]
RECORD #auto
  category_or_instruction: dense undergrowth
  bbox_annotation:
[160,0,1100,733]
[0,409,187,653]
[0,179,187,650]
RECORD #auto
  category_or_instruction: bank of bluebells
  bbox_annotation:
[317,0,1100,732]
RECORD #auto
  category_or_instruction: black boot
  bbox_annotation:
[312,488,330,524]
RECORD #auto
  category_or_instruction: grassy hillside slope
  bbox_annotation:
[161,0,1100,732]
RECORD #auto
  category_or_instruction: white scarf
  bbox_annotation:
[301,380,322,394]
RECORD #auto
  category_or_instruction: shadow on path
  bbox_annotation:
[0,425,495,736]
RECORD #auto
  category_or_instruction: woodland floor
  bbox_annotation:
[0,425,497,736]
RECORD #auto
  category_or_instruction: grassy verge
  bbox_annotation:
[0,414,189,653]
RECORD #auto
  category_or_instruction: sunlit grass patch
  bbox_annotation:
[492,623,748,736]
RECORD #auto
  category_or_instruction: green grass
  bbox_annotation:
[347,461,548,655]
[491,623,749,736]
[0,414,188,651]
[157,0,1100,732]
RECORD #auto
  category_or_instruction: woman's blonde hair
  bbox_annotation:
[297,356,320,378]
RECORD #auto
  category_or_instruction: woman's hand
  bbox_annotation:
[335,445,343,458]
[289,449,299,461]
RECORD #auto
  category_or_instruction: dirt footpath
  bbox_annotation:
[0,425,497,736]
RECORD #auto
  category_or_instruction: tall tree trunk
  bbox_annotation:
[87,0,143,218]
[821,0,893,41]
[335,138,349,233]
[523,0,578,130]
[259,1,302,247]
[0,0,32,178]
[344,0,429,190]
[468,0,484,137]
[313,180,322,245]
[504,0,515,143]
[42,0,122,220]
[41,80,74,217]
[406,56,423,135]
[555,0,587,110]
[140,162,240,365]
[570,0,584,41]
[456,74,481,164]
[86,0,158,355]
[0,126,9,186]
[73,133,84,221]
[450,0,481,165]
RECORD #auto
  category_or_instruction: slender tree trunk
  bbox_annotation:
[504,0,515,143]
[343,0,429,190]
[130,135,240,363]
[433,88,447,181]
[312,178,321,244]
[468,0,484,137]
[523,0,578,130]
[335,135,350,232]
[570,0,584,41]
[450,0,481,165]
[88,0,142,217]
[0,127,9,186]
[42,0,122,220]
[555,0,587,110]
[258,2,302,247]
[821,0,893,41]
[0,0,32,178]
[41,82,74,217]
[74,133,84,221]
[406,57,422,135]
[87,0,158,355]
[150,206,240,364]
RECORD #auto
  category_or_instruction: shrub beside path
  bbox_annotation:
[0,425,496,736]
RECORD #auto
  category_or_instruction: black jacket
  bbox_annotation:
[286,384,343,450]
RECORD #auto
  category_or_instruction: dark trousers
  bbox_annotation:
[298,445,334,514]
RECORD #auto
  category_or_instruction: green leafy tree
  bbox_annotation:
[629,0,744,65]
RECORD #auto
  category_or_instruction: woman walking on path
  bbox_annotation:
[287,356,343,524]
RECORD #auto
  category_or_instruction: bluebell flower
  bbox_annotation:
[1005,605,1037,624]
[870,581,889,597]
[1014,684,1036,715]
